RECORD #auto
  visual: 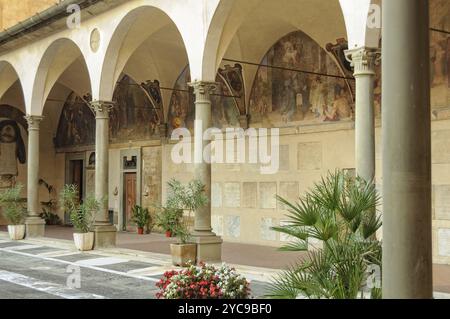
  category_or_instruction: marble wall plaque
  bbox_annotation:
[435,185,450,220]
[212,215,224,236]
[279,220,295,242]
[279,182,299,210]
[298,142,322,170]
[212,183,223,208]
[225,215,240,238]
[224,182,241,208]
[85,169,95,197]
[432,130,450,164]
[438,228,450,257]
[259,182,277,209]
[142,147,162,209]
[279,145,290,171]
[242,182,257,208]
[261,218,277,241]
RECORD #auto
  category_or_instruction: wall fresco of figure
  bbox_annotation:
[249,31,353,128]
[110,75,161,143]
[55,76,162,148]
[168,65,243,134]
[430,0,449,110]
[55,92,95,148]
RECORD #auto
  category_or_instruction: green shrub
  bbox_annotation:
[131,205,151,229]
[59,184,99,233]
[0,184,27,225]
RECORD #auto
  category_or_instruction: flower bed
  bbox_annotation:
[156,263,251,299]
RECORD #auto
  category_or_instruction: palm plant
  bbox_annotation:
[0,184,27,225]
[59,184,99,234]
[267,170,382,299]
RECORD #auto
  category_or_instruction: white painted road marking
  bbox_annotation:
[4,244,43,251]
[0,270,106,299]
[75,257,129,267]
[0,247,159,282]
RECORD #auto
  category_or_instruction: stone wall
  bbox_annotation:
[0,0,55,30]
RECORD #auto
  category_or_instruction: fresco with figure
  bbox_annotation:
[249,31,354,128]
[430,0,449,114]
[0,118,26,188]
[168,65,243,134]
[110,75,161,143]
[55,76,162,148]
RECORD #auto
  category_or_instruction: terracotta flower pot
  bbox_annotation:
[137,227,144,235]
[8,225,25,241]
[73,232,94,251]
[165,231,172,238]
[170,243,197,267]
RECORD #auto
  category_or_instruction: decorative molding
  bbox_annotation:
[188,81,218,102]
[89,100,115,119]
[345,47,381,76]
[24,115,44,130]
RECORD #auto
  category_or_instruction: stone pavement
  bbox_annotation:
[1,226,449,298]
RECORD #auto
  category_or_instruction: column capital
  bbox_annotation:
[89,100,115,118]
[188,81,218,102]
[24,115,44,130]
[345,47,381,76]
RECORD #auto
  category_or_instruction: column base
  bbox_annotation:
[192,233,223,263]
[25,217,46,238]
[93,224,117,249]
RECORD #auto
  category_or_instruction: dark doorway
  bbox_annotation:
[69,160,84,203]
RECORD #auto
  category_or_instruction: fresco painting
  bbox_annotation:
[55,76,162,148]
[249,31,353,128]
[168,65,242,134]
[111,76,161,142]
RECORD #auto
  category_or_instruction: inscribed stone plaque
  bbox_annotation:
[438,228,450,257]
[212,215,224,236]
[259,182,277,209]
[432,130,450,164]
[279,145,290,171]
[142,147,162,209]
[242,182,257,208]
[279,220,295,242]
[298,142,322,170]
[224,183,241,208]
[85,169,95,197]
[435,185,450,220]
[212,183,223,208]
[225,215,240,238]
[279,182,299,210]
[261,218,277,241]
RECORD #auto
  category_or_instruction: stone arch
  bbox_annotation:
[97,5,190,102]
[30,37,92,116]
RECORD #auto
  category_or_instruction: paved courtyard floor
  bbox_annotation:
[0,226,449,299]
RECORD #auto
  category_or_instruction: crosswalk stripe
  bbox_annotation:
[75,257,129,266]
[0,270,107,299]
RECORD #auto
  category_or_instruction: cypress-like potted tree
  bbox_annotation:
[165,179,208,267]
[0,184,27,240]
[60,184,100,251]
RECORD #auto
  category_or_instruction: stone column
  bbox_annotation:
[90,101,117,248]
[24,115,45,237]
[189,81,223,262]
[346,48,380,182]
[382,0,432,298]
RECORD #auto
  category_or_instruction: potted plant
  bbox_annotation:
[165,179,208,267]
[131,205,150,235]
[60,184,99,251]
[155,206,183,237]
[0,184,27,240]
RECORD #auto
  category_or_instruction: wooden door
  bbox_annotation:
[124,173,137,231]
